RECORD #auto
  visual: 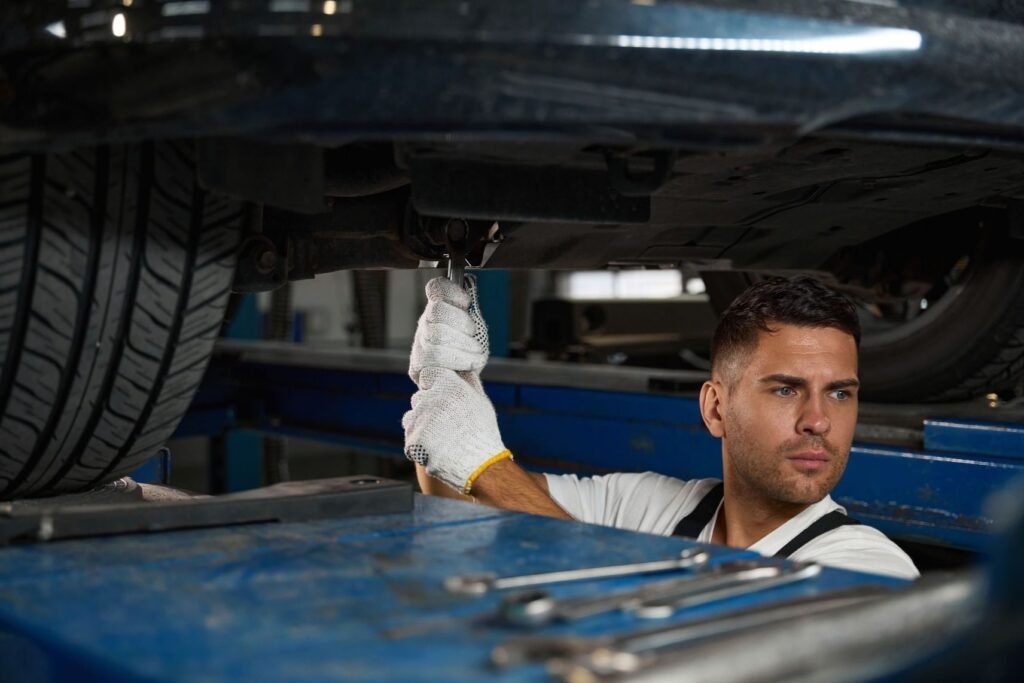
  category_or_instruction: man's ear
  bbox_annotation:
[700,380,726,438]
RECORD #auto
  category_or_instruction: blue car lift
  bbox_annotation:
[0,339,1022,682]
[184,340,1024,554]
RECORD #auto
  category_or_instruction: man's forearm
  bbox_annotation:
[468,458,573,519]
[416,459,571,519]
[415,463,475,503]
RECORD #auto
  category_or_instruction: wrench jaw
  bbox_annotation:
[491,635,600,669]
[444,218,469,288]
[500,589,559,627]
[446,244,467,288]
[551,647,651,680]
[444,573,497,596]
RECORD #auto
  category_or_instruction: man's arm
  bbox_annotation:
[404,276,570,519]
[415,461,571,519]
[415,463,474,502]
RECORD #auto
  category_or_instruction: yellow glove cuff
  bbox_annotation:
[462,449,513,494]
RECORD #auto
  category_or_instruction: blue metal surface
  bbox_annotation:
[174,405,236,440]
[222,433,265,492]
[924,418,1024,462]
[181,356,1024,552]
[0,495,908,683]
[219,294,265,492]
[129,448,171,486]
[502,392,1024,551]
[225,294,262,341]
[893,479,1024,680]
[476,271,510,358]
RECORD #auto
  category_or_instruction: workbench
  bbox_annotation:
[0,494,911,683]
[3,339,1007,681]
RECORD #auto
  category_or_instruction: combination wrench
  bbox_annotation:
[444,547,711,596]
[498,560,817,626]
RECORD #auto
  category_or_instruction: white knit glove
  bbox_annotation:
[409,275,489,388]
[403,367,511,494]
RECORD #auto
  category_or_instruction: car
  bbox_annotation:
[2,0,1024,498]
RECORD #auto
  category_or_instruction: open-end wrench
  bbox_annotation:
[445,219,468,288]
[498,559,790,626]
[444,547,710,596]
[491,584,892,668]
[628,561,822,619]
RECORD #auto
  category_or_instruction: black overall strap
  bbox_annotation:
[671,482,724,538]
[773,510,861,558]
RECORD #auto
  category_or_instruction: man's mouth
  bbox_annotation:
[788,451,830,471]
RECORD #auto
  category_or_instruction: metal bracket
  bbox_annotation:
[0,476,413,546]
[605,149,677,197]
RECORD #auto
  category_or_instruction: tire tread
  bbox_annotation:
[0,143,240,498]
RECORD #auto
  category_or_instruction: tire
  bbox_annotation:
[701,233,1024,403]
[0,142,242,500]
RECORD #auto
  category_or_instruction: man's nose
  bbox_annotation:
[798,397,831,436]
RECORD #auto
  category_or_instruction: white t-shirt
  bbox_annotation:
[545,471,919,580]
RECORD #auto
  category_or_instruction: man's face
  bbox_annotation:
[717,324,859,506]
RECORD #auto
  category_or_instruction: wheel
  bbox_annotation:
[702,220,1024,403]
[0,142,241,499]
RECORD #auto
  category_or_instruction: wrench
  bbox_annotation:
[554,584,898,680]
[498,559,793,626]
[444,547,710,596]
[491,584,891,668]
[445,219,468,288]
[629,561,822,619]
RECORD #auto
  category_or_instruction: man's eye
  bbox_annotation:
[831,389,852,401]
[774,386,795,397]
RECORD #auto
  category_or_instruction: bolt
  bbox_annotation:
[256,249,277,274]
[37,515,54,542]
[445,218,469,243]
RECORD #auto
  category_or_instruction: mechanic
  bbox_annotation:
[403,276,919,580]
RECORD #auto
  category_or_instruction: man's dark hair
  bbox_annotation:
[710,276,861,381]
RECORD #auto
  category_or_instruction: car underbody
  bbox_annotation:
[2,0,1024,499]
[194,134,1024,288]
